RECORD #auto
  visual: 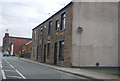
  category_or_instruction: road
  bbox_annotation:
[1,54,89,80]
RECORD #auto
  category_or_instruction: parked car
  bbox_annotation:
[3,51,10,57]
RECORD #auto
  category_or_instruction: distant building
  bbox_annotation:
[32,2,118,67]
[2,33,32,56]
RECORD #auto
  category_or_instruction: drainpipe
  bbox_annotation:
[77,27,83,67]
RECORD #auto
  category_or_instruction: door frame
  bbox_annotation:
[54,43,57,65]
[43,45,46,63]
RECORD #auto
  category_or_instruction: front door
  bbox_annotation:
[36,46,39,60]
[54,43,57,65]
[43,45,46,63]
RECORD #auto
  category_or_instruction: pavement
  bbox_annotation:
[21,58,119,80]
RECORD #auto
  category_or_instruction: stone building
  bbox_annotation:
[32,2,119,67]
[2,33,32,56]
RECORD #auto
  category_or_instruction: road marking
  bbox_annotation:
[3,58,9,64]
[4,70,16,72]
[7,61,9,64]
[7,76,22,79]
[2,58,26,79]
[1,70,6,79]
[10,64,14,69]
[3,58,14,69]
[16,70,26,79]
[1,64,2,68]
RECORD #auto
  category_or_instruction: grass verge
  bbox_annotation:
[88,69,120,76]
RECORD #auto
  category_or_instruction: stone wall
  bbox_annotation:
[32,3,73,67]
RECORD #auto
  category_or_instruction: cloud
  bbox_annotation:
[0,0,72,46]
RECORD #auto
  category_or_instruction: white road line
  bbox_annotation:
[4,70,16,72]
[3,58,9,64]
[3,58,14,69]
[7,76,22,79]
[16,70,26,79]
[10,64,14,69]
[1,70,6,79]
[1,64,2,68]
[7,62,9,64]
[2,58,26,79]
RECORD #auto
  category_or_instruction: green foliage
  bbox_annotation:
[89,69,120,76]
[30,47,32,51]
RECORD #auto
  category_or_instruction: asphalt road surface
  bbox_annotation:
[1,56,89,80]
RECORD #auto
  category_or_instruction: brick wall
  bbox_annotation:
[2,33,32,56]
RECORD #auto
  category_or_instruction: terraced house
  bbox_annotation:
[32,2,119,68]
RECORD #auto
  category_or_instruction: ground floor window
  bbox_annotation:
[59,40,64,60]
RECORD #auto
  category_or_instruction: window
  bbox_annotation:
[47,43,50,58]
[34,30,36,40]
[40,26,43,35]
[60,12,66,31]
[59,40,64,60]
[48,21,52,35]
[55,20,59,31]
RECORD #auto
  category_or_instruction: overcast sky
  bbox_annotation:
[0,0,119,46]
[0,0,72,46]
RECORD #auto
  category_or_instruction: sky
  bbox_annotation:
[0,0,119,46]
[0,0,72,46]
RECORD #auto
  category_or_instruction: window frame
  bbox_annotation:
[34,30,37,40]
[55,19,59,32]
[48,21,52,35]
[40,26,44,36]
[60,12,66,31]
[59,40,65,60]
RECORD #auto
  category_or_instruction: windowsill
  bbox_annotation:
[59,58,64,61]
[55,30,59,32]
[60,29,65,32]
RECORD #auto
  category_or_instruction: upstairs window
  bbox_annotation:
[55,20,59,31]
[34,30,36,40]
[60,12,66,31]
[40,26,43,36]
[48,21,52,35]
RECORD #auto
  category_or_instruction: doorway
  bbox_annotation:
[54,43,57,65]
[36,46,39,60]
[43,45,46,63]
